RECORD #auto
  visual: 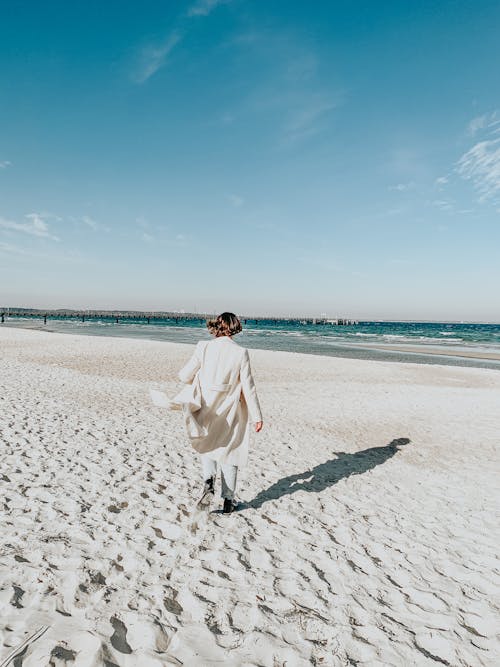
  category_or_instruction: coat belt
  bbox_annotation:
[207,383,231,392]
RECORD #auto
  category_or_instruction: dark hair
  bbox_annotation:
[207,312,242,337]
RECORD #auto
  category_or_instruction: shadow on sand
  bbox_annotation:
[241,437,410,511]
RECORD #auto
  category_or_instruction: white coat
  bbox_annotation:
[175,336,262,467]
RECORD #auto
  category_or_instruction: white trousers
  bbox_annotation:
[201,454,238,500]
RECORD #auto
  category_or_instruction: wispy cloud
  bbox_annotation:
[136,216,155,242]
[227,193,244,207]
[66,214,110,233]
[187,0,230,17]
[0,241,31,256]
[417,113,500,212]
[135,217,189,245]
[221,27,341,147]
[434,175,449,187]
[141,231,192,245]
[457,137,500,203]
[81,215,98,230]
[431,199,454,212]
[389,182,415,192]
[468,111,500,136]
[0,240,86,264]
[0,213,59,241]
[175,233,191,245]
[0,160,11,169]
[132,0,230,83]
[136,216,149,229]
[132,32,182,84]
[282,94,338,145]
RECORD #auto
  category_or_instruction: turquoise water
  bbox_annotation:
[4,316,500,370]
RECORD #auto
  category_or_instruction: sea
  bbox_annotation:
[3,316,500,370]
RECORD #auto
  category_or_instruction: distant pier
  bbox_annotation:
[0,309,358,327]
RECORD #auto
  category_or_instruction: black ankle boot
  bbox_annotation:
[197,476,215,507]
[223,498,235,514]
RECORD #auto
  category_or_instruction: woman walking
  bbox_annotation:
[175,312,263,514]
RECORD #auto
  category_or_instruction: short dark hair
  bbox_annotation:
[207,312,242,337]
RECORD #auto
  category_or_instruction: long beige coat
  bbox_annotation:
[175,336,262,467]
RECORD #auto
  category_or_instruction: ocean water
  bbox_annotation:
[4,316,500,370]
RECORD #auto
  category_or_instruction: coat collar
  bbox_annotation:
[213,335,235,344]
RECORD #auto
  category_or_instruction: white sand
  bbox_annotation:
[0,327,499,666]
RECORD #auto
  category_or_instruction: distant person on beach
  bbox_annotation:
[175,312,263,514]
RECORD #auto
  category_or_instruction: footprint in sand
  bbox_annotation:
[109,616,132,654]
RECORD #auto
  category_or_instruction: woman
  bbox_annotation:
[175,312,263,514]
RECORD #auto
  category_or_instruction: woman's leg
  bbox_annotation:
[201,454,217,482]
[197,455,217,507]
[220,464,238,500]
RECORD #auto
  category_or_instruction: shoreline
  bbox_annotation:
[2,320,500,371]
[367,343,500,361]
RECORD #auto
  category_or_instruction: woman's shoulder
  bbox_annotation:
[194,339,209,354]
[229,339,248,358]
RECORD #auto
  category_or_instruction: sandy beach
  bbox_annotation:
[1,326,499,666]
[366,344,500,363]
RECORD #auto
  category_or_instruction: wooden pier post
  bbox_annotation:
[44,314,47,325]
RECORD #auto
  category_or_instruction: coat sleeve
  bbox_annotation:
[240,349,262,423]
[178,341,203,383]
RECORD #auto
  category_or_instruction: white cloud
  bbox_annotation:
[142,232,154,242]
[187,0,230,17]
[132,32,182,84]
[68,214,109,232]
[434,175,449,187]
[227,193,243,207]
[81,215,99,230]
[432,199,454,212]
[468,111,500,136]
[136,216,150,229]
[0,160,11,169]
[0,213,59,241]
[385,207,405,216]
[131,0,229,83]
[0,241,30,255]
[174,233,193,245]
[389,182,415,192]
[457,138,500,202]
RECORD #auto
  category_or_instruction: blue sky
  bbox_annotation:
[1,0,499,320]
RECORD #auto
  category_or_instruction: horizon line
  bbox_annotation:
[1,306,499,325]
